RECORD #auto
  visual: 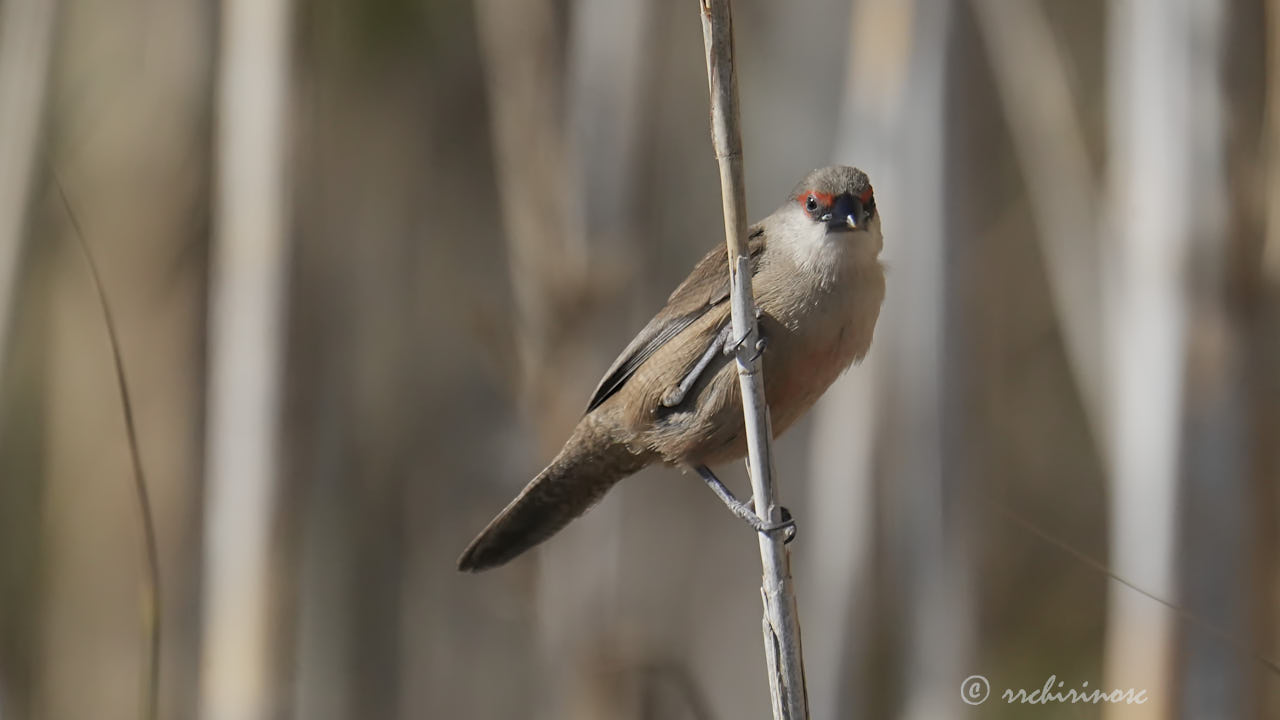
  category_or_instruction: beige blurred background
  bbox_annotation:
[0,0,1277,718]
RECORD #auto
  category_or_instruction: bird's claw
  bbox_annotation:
[695,465,795,544]
[743,502,796,543]
[722,307,766,359]
[775,506,797,544]
[764,507,797,544]
[724,332,768,363]
[660,386,683,407]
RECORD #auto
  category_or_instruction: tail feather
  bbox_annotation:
[457,421,651,572]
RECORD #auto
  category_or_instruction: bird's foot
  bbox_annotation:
[695,465,797,543]
[660,386,684,407]
[724,332,768,363]
[721,308,766,359]
[740,501,797,543]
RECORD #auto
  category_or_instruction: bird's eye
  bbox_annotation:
[805,195,819,213]
[865,196,876,218]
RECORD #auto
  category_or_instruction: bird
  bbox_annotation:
[458,165,885,572]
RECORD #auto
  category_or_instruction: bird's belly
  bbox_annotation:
[644,264,883,468]
[671,304,877,466]
[762,313,867,436]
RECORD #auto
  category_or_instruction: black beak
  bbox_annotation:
[823,194,863,230]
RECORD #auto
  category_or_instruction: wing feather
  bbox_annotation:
[585,229,765,412]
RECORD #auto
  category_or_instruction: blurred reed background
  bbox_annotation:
[0,0,1277,718]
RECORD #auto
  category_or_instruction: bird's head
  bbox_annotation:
[791,165,877,233]
[778,166,882,268]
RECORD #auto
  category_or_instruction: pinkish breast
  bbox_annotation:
[764,321,857,435]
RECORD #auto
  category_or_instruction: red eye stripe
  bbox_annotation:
[858,187,874,204]
[797,191,836,208]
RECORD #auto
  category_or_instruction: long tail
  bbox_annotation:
[457,418,652,572]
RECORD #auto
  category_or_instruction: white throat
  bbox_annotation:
[772,204,883,285]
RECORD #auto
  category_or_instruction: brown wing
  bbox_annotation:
[585,228,765,413]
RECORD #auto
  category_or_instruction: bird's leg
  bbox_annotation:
[694,465,796,542]
[723,307,768,362]
[662,323,734,408]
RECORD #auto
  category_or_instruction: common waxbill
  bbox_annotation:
[458,165,884,572]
